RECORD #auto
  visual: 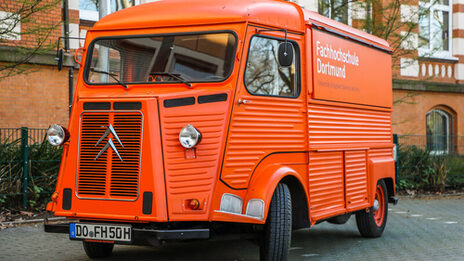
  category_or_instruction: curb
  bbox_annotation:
[0,216,66,227]
[398,192,464,199]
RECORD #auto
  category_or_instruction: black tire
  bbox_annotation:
[355,179,388,238]
[327,213,351,225]
[83,241,114,259]
[260,183,292,261]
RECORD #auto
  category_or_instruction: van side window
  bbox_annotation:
[244,36,297,97]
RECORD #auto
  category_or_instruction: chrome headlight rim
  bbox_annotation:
[47,124,69,146]
[179,124,202,149]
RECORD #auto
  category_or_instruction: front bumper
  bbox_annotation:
[44,221,210,246]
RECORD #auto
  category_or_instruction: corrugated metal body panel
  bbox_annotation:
[344,150,368,210]
[308,151,345,220]
[308,103,391,147]
[369,148,393,159]
[160,99,229,219]
[221,96,306,189]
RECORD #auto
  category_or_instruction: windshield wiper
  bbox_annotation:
[89,67,128,89]
[149,72,192,88]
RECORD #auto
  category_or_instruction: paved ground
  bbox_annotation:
[1,197,463,261]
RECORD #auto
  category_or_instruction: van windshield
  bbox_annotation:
[85,32,237,85]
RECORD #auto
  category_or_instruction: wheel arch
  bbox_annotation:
[280,175,310,230]
[245,162,309,226]
[382,177,395,198]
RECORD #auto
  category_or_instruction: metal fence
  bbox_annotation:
[394,134,464,191]
[0,127,62,210]
[397,135,464,155]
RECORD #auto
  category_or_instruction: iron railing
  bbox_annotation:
[398,135,464,155]
[0,127,62,210]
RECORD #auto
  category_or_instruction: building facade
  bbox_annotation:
[0,0,463,153]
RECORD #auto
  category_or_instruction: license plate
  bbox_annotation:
[70,223,132,242]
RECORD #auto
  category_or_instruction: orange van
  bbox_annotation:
[44,0,397,260]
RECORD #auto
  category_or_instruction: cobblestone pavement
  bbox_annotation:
[1,197,463,261]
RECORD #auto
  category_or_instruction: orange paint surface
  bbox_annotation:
[48,0,395,229]
[311,29,392,108]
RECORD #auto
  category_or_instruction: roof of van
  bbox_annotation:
[92,0,390,51]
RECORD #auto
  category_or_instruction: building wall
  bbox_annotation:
[0,0,80,129]
[0,65,76,128]
[393,89,464,136]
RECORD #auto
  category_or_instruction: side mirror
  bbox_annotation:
[278,42,293,67]
[74,47,85,66]
[56,48,64,71]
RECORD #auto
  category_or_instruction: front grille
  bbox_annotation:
[77,111,143,200]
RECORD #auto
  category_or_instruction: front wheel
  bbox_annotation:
[260,183,292,261]
[83,241,114,259]
[355,180,388,238]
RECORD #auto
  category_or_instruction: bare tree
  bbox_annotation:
[316,0,441,71]
[0,0,60,79]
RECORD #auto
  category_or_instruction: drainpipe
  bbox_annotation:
[63,0,73,116]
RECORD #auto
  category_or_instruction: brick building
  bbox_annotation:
[1,0,463,153]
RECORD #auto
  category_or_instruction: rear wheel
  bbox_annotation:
[83,241,114,259]
[355,180,388,238]
[260,183,292,261]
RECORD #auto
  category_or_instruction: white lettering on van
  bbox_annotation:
[315,39,358,79]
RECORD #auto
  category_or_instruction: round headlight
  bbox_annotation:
[47,124,68,146]
[179,124,201,148]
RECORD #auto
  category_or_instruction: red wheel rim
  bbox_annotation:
[373,184,385,226]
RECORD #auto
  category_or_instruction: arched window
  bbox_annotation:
[426,109,453,153]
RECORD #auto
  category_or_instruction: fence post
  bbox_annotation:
[393,134,399,187]
[21,127,29,209]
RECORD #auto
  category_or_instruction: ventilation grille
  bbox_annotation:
[77,111,143,200]
[110,114,142,197]
[78,114,109,196]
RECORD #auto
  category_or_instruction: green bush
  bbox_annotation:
[0,134,62,211]
[446,155,464,189]
[397,145,464,192]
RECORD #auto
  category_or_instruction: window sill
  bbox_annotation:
[418,50,458,63]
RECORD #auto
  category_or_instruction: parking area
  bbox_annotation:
[0,196,463,261]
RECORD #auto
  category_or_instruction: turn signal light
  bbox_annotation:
[187,199,200,210]
[51,192,59,202]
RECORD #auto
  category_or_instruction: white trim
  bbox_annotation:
[79,9,98,21]
[80,29,87,47]
[400,58,419,77]
[0,11,21,40]
[455,63,464,80]
[400,5,418,23]
[400,31,418,50]
[453,38,464,56]
[68,0,79,10]
[453,12,464,30]
[69,23,80,49]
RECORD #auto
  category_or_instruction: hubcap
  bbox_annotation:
[373,199,379,211]
[373,184,385,227]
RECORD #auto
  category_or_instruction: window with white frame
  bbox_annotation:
[418,0,452,58]
[318,0,350,25]
[426,109,453,153]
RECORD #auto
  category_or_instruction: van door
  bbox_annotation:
[220,26,307,189]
